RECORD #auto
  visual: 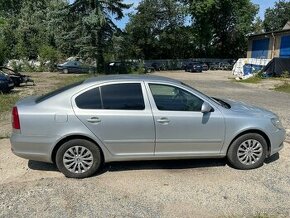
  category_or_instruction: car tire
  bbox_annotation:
[63,69,69,74]
[227,133,267,170]
[56,139,102,178]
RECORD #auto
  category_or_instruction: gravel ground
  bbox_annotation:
[1,71,290,218]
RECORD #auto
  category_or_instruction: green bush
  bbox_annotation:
[0,39,8,66]
[38,45,61,71]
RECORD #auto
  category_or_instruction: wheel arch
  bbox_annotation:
[227,129,271,156]
[51,134,105,163]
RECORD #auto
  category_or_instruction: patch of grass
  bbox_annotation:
[55,74,93,89]
[274,81,290,93]
[237,75,262,84]
[0,74,93,114]
[0,92,21,113]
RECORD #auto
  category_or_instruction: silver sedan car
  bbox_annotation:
[10,75,286,178]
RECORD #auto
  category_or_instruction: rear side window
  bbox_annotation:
[75,87,102,109]
[101,83,145,110]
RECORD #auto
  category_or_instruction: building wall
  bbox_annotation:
[247,30,290,59]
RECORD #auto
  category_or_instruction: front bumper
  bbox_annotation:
[269,128,286,156]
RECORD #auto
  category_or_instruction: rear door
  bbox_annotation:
[72,82,155,157]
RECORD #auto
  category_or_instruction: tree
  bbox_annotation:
[0,0,23,17]
[252,17,264,34]
[187,0,259,58]
[124,0,190,59]
[67,0,131,73]
[264,0,290,32]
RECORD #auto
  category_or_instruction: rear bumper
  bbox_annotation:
[269,128,286,156]
[10,133,56,163]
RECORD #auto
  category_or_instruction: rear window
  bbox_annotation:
[36,81,83,103]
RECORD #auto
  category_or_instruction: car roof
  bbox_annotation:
[84,75,181,85]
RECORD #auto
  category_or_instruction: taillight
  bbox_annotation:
[12,106,20,130]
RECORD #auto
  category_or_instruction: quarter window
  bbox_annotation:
[75,87,102,109]
[149,84,203,111]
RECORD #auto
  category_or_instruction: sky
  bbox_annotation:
[114,0,278,29]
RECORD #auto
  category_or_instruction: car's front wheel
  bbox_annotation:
[56,139,102,178]
[227,133,267,170]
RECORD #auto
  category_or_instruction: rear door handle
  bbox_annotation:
[157,117,170,125]
[87,117,101,124]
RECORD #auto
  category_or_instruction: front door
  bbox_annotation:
[146,83,225,156]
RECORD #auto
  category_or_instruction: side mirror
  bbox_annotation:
[201,102,212,113]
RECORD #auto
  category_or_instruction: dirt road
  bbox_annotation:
[1,71,290,217]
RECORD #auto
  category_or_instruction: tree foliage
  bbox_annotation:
[66,0,131,72]
[0,0,281,71]
[264,0,290,32]
[187,0,258,58]
[123,0,191,59]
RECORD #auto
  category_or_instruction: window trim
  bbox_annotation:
[73,81,148,111]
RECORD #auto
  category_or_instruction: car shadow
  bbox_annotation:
[28,160,58,172]
[28,158,227,174]
[103,158,227,173]
[265,152,280,164]
[28,153,280,176]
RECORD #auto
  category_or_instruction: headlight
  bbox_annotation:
[271,118,284,129]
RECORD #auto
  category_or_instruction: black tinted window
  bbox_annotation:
[76,88,102,109]
[149,84,203,111]
[101,83,144,110]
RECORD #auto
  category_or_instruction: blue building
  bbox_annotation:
[247,21,290,59]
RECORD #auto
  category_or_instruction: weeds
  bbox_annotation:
[274,71,290,93]
[274,81,290,93]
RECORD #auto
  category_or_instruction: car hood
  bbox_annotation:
[222,99,277,118]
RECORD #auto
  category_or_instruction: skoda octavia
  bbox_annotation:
[10,75,286,178]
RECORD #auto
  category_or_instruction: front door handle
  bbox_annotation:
[87,117,101,124]
[157,117,170,125]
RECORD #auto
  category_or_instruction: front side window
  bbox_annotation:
[101,83,145,110]
[149,84,203,111]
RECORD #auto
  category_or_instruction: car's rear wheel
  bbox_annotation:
[227,133,267,170]
[56,139,102,178]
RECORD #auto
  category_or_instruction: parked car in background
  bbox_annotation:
[151,62,164,71]
[10,75,285,178]
[202,63,209,71]
[57,60,96,74]
[185,62,203,72]
[220,62,234,71]
[0,66,34,86]
[0,72,14,93]
[209,62,220,70]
